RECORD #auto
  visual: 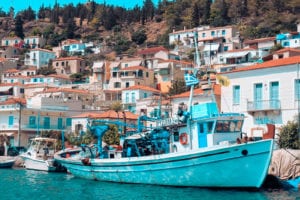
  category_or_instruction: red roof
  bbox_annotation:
[137,46,168,55]
[244,37,276,44]
[274,48,300,54]
[74,110,138,120]
[222,56,300,74]
[120,66,148,71]
[123,85,161,93]
[0,98,26,106]
[54,56,83,61]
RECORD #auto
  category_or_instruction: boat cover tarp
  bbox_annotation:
[268,149,300,180]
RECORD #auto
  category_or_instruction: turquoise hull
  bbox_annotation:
[55,139,273,188]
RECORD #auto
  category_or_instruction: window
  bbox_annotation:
[222,30,226,35]
[61,62,65,66]
[57,118,63,129]
[29,116,36,127]
[131,92,136,103]
[112,72,117,77]
[43,117,50,129]
[126,82,130,88]
[270,81,279,108]
[233,85,240,104]
[114,82,121,88]
[126,93,129,103]
[211,31,215,36]
[8,116,14,126]
[20,88,24,93]
[224,46,228,51]
[202,33,206,38]
[144,93,148,98]
[66,118,72,126]
[295,79,300,100]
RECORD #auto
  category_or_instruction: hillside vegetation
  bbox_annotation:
[0,0,299,53]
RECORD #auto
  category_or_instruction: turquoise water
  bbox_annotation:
[0,168,299,200]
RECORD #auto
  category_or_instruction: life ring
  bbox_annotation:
[179,133,188,145]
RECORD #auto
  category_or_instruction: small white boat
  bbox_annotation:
[21,137,58,171]
[0,156,15,168]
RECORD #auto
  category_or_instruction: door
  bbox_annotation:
[270,82,279,109]
[198,123,208,148]
[254,83,263,109]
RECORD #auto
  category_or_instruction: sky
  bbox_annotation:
[0,0,159,14]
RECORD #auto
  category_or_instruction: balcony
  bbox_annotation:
[247,100,281,113]
[23,124,68,131]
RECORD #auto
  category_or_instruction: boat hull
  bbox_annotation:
[55,139,273,188]
[0,157,15,168]
[21,155,56,172]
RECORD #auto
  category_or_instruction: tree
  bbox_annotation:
[131,29,147,45]
[191,2,200,28]
[37,66,57,76]
[65,19,77,39]
[14,15,24,39]
[278,119,300,149]
[168,79,188,96]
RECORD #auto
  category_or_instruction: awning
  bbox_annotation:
[0,132,15,136]
[0,86,12,92]
[221,51,249,59]
[203,44,219,52]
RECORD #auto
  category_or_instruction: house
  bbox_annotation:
[220,55,300,137]
[0,58,18,80]
[1,37,23,48]
[61,39,86,56]
[243,37,276,52]
[122,85,161,114]
[24,35,46,48]
[154,59,193,93]
[137,46,169,60]
[168,27,196,47]
[71,110,138,136]
[52,56,87,75]
[104,64,155,91]
[24,48,56,69]
[0,46,22,60]
[0,83,25,98]
[90,61,105,84]
[276,27,300,48]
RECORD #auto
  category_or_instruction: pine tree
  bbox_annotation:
[14,15,24,39]
[191,3,200,28]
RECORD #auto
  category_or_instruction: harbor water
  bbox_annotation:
[0,168,299,200]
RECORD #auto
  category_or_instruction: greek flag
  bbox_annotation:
[184,73,199,86]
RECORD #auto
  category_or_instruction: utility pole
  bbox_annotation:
[17,101,22,147]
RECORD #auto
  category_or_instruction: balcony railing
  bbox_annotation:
[23,124,69,130]
[247,100,281,112]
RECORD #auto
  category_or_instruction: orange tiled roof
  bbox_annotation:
[3,69,20,73]
[223,56,300,74]
[39,87,90,95]
[48,74,70,80]
[73,110,138,120]
[275,48,300,54]
[0,58,7,62]
[171,88,204,99]
[120,66,148,71]
[244,37,276,44]
[0,97,26,105]
[123,85,161,93]
[137,46,168,55]
[54,56,83,61]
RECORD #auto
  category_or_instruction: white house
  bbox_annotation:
[24,48,56,69]
[220,55,300,138]
[24,36,46,48]
[122,85,161,114]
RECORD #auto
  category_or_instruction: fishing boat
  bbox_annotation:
[20,137,58,171]
[0,156,15,168]
[54,33,274,188]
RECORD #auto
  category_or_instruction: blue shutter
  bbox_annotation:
[254,83,263,109]
[295,79,300,100]
[58,118,63,129]
[8,116,14,126]
[270,81,279,109]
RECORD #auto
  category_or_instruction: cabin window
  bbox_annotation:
[216,120,242,133]
[173,131,179,142]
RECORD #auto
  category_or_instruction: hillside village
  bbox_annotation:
[0,18,300,148]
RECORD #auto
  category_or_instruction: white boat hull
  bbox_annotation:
[21,155,56,172]
[55,139,273,188]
